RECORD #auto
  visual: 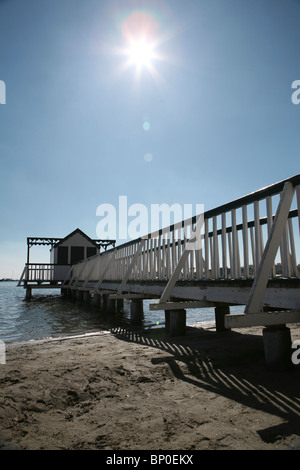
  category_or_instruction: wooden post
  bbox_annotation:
[263,326,292,371]
[27,238,30,266]
[92,293,101,306]
[107,297,116,313]
[76,290,83,301]
[169,310,186,336]
[130,299,143,324]
[164,311,170,332]
[26,288,32,300]
[102,294,108,308]
[215,306,230,332]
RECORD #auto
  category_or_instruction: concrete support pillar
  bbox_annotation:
[83,291,90,303]
[25,288,32,300]
[131,299,143,316]
[117,299,124,310]
[169,309,186,337]
[92,293,101,306]
[130,299,143,324]
[107,297,116,313]
[76,290,83,301]
[263,325,292,371]
[164,311,170,332]
[71,288,77,299]
[102,294,108,308]
[215,306,230,332]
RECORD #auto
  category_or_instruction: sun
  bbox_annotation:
[104,10,174,84]
[117,35,161,81]
[127,39,155,69]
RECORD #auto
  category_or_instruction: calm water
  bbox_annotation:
[0,281,244,344]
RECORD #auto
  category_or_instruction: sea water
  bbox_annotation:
[0,281,244,344]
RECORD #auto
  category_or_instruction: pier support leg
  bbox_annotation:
[117,299,124,310]
[71,289,77,299]
[130,299,143,324]
[102,294,108,308]
[263,325,292,371]
[215,306,230,332]
[107,297,116,314]
[25,288,32,300]
[92,293,101,306]
[164,311,170,332]
[83,291,90,303]
[76,290,83,301]
[169,309,186,337]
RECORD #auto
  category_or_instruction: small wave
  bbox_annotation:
[7,330,112,349]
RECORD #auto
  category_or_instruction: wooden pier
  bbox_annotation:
[18,175,300,369]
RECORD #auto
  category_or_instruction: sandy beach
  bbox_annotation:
[1,323,300,451]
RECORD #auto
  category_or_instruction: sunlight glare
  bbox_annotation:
[128,39,155,68]
[105,10,176,86]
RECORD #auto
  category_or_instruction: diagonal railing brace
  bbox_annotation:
[245,181,296,314]
[116,238,146,295]
[157,214,204,304]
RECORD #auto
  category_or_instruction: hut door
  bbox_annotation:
[71,246,84,264]
[57,246,68,265]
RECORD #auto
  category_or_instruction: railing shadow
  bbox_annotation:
[110,325,300,445]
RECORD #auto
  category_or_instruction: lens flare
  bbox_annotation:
[144,153,153,162]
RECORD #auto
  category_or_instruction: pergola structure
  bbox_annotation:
[26,236,115,265]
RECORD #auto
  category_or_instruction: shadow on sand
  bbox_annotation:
[111,324,300,447]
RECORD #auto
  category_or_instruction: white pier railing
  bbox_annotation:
[18,263,71,285]
[69,176,300,285]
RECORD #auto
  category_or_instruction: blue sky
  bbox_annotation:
[0,0,299,277]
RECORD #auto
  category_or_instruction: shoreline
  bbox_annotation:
[1,323,300,450]
[4,320,217,349]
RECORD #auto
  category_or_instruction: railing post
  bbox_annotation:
[242,205,249,279]
[249,226,255,274]
[254,201,262,275]
[212,216,218,279]
[288,217,298,277]
[296,185,300,235]
[221,212,227,279]
[231,209,239,279]
[281,222,291,277]
[116,239,146,295]
[266,196,275,277]
[204,219,209,279]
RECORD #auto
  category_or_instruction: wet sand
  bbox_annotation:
[1,323,300,450]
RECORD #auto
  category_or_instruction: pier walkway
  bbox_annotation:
[19,175,300,369]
